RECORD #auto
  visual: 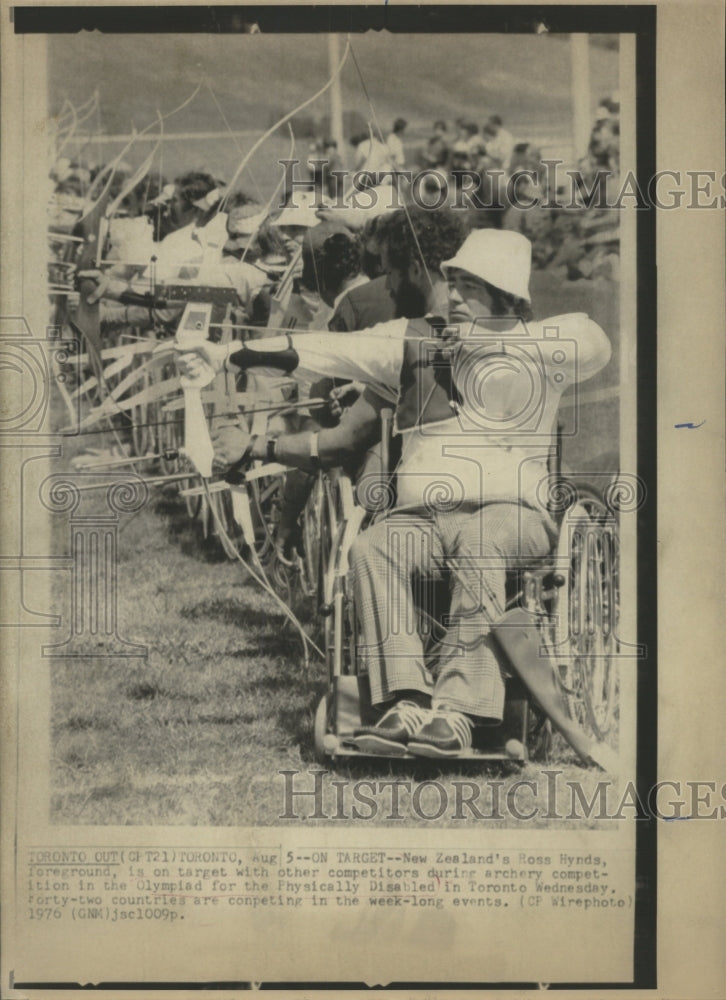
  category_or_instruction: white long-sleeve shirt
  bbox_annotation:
[240,314,612,511]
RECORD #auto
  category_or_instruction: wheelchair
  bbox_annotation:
[309,423,619,766]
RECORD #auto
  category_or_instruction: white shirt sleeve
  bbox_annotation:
[243,318,408,388]
[539,313,612,383]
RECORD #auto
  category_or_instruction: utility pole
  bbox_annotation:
[328,34,345,160]
[570,33,591,162]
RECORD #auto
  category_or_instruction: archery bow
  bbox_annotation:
[71,35,348,448]
[64,84,210,447]
[173,302,323,664]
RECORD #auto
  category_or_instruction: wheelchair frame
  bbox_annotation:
[309,458,620,766]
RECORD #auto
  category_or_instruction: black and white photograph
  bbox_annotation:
[1,2,724,995]
[44,16,630,825]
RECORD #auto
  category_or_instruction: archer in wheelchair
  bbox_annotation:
[178,223,617,771]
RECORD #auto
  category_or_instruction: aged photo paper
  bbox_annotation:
[1,1,724,996]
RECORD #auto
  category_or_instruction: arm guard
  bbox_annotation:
[117,289,170,309]
[228,337,300,374]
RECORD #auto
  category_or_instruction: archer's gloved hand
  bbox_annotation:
[210,423,252,472]
[76,269,114,304]
[175,340,228,382]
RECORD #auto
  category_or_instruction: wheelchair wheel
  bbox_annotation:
[554,489,618,741]
[300,475,324,598]
[301,474,338,603]
[248,472,282,564]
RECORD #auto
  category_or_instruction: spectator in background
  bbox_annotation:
[452,117,468,146]
[503,177,539,235]
[422,120,450,170]
[386,117,408,171]
[464,121,486,160]
[483,114,515,170]
[508,141,542,179]
[350,132,393,177]
[450,140,473,173]
[586,102,620,175]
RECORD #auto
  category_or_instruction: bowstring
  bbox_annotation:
[348,39,435,296]
[239,124,295,269]
[204,78,266,205]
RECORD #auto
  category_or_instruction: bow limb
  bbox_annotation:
[238,123,296,269]
[79,81,203,226]
[202,77,266,205]
[73,89,100,128]
[219,35,351,212]
[104,134,162,223]
[70,187,116,400]
[173,309,324,663]
[55,97,75,131]
[182,379,215,478]
[54,99,79,160]
[55,92,100,162]
[70,146,160,420]
[77,134,139,227]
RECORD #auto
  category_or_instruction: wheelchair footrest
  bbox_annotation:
[328,674,529,760]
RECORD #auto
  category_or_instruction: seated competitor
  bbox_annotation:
[209,206,465,560]
[178,229,612,757]
[77,177,271,331]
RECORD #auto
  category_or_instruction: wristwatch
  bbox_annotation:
[266,437,278,463]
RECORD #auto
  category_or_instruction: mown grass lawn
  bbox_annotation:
[50,454,614,829]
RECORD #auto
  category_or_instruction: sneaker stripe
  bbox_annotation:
[390,701,430,737]
[445,711,473,750]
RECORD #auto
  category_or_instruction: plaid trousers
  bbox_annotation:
[351,503,551,720]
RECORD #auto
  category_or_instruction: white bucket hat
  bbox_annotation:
[442,229,532,302]
[227,207,268,237]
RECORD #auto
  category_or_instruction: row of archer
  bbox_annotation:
[47,184,622,770]
[46,159,420,594]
